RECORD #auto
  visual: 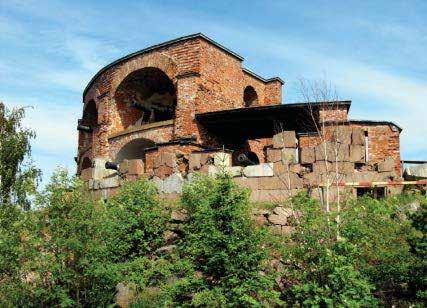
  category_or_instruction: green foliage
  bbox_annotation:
[105,179,168,259]
[177,173,281,306]
[280,193,427,306]
[0,167,426,307]
[407,199,427,301]
[280,194,378,306]
[0,170,171,307]
[0,102,40,209]
[135,173,281,307]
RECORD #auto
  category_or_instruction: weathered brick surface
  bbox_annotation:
[319,105,348,122]
[350,123,401,174]
[78,35,283,173]
[77,34,402,200]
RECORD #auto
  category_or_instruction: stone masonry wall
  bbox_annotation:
[77,35,401,202]
[350,123,401,174]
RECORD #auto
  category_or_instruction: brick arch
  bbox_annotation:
[243,85,259,107]
[83,86,101,105]
[110,52,178,95]
[77,147,92,174]
[108,123,174,161]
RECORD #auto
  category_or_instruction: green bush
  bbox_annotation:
[0,171,172,307]
[105,178,169,260]
[279,193,426,306]
[1,169,426,307]
[280,194,378,306]
[407,199,427,301]
[136,173,281,306]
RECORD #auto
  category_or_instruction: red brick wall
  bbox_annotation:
[319,105,348,122]
[299,134,322,148]
[265,80,282,105]
[108,123,174,161]
[350,123,401,174]
[76,36,285,175]
[198,41,245,112]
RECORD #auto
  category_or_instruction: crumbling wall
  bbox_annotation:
[350,123,401,174]
[78,36,401,202]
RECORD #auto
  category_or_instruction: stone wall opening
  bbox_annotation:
[244,86,258,107]
[79,100,98,148]
[115,138,155,164]
[82,100,98,126]
[81,157,92,170]
[233,150,260,166]
[114,67,176,130]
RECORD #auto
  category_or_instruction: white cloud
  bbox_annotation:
[4,97,80,185]
[5,97,79,155]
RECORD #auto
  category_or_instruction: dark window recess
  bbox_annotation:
[234,151,259,166]
[114,67,176,128]
[355,163,365,171]
[301,163,313,172]
[356,187,386,199]
[81,157,92,170]
[243,86,258,107]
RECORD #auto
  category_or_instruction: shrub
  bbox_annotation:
[407,198,427,301]
[168,173,281,306]
[0,171,172,307]
[1,169,425,306]
[104,178,168,260]
[280,194,378,306]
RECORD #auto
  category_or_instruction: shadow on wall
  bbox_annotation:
[79,100,98,149]
[115,138,155,164]
[244,86,258,107]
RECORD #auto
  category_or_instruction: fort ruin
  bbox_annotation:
[77,33,404,201]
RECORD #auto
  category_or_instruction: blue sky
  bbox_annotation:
[1,0,426,184]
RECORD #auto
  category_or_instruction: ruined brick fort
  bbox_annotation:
[77,33,402,201]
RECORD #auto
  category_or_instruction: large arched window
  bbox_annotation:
[82,100,98,127]
[114,67,176,129]
[243,86,258,107]
[78,100,98,149]
[115,138,156,163]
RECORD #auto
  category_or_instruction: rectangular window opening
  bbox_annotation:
[356,187,386,199]
[364,131,369,163]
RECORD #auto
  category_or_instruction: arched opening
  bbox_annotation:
[79,100,98,149]
[81,157,92,170]
[82,100,98,127]
[114,67,176,130]
[244,86,258,107]
[115,138,156,164]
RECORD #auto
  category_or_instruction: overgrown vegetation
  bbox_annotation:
[0,102,40,209]
[0,100,425,306]
[0,170,425,307]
